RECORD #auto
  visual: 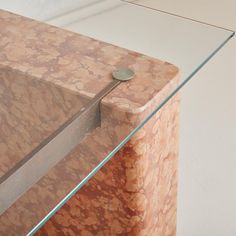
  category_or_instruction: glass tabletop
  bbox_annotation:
[0,0,234,235]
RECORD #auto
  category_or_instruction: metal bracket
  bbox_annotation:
[0,69,134,215]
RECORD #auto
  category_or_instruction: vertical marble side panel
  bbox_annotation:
[0,66,86,178]
[37,93,180,236]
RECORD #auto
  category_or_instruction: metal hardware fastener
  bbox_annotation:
[112,68,135,81]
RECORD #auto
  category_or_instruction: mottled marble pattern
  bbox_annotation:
[36,93,180,236]
[0,9,180,235]
[0,9,179,112]
[0,66,86,178]
[0,76,179,235]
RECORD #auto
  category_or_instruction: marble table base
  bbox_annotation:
[36,93,180,236]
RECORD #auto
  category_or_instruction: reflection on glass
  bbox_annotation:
[0,1,234,235]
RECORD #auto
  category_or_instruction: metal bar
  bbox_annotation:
[0,79,120,215]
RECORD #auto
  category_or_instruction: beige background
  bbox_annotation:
[138,1,236,236]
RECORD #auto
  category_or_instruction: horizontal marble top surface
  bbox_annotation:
[0,9,179,114]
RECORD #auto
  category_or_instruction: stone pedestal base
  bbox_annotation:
[36,93,179,236]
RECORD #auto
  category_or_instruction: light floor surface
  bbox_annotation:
[137,1,236,236]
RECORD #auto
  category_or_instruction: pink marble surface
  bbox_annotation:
[0,9,179,113]
[37,92,180,236]
[0,9,180,235]
[0,66,86,178]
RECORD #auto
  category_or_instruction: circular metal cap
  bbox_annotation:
[112,68,135,81]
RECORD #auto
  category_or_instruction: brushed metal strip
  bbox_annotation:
[0,79,120,215]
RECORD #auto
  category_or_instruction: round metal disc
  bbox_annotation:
[112,68,135,81]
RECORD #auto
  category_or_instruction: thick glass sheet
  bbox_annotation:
[0,1,234,235]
